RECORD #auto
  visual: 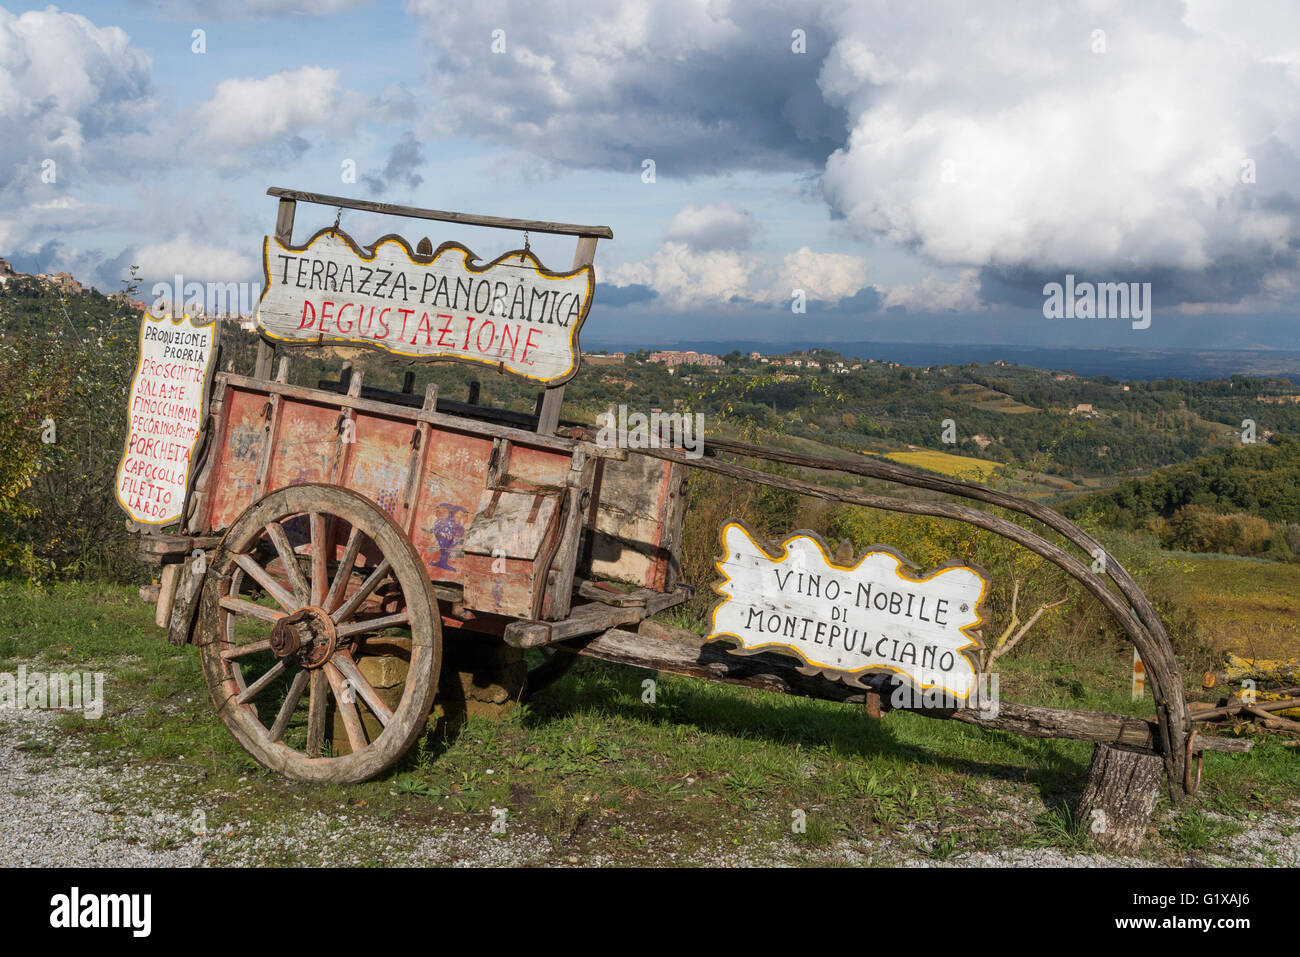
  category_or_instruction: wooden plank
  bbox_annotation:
[167,557,206,646]
[504,585,691,648]
[254,341,273,380]
[266,187,613,239]
[274,196,296,245]
[318,378,542,429]
[536,235,599,435]
[541,452,595,619]
[219,373,577,454]
[504,602,646,649]
[155,563,180,628]
[187,377,227,534]
[252,393,282,498]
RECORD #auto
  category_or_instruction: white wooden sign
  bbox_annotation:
[255,228,594,385]
[709,522,988,700]
[115,313,218,525]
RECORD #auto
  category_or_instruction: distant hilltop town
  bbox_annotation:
[0,256,87,298]
[0,257,261,326]
[579,348,898,373]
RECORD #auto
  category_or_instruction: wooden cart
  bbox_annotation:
[135,189,1246,848]
[143,189,689,782]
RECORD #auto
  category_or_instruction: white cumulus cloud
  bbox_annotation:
[193,66,358,153]
[133,234,259,282]
[663,202,759,251]
[607,241,868,308]
[817,0,1300,301]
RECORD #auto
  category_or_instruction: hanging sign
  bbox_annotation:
[115,313,219,525]
[708,522,988,700]
[255,227,594,385]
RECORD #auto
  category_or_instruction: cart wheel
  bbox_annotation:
[197,484,440,783]
[523,645,581,699]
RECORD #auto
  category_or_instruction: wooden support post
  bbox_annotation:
[467,379,480,406]
[256,197,297,381]
[1074,744,1164,853]
[254,342,274,380]
[537,235,599,435]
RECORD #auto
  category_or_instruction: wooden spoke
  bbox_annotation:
[265,520,310,604]
[233,553,298,611]
[336,611,409,639]
[310,512,329,607]
[236,659,287,704]
[325,662,368,752]
[332,653,393,727]
[218,596,288,624]
[331,558,392,625]
[324,525,363,613]
[220,638,274,660]
[268,669,309,742]
[306,670,328,758]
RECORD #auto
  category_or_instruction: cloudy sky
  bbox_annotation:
[3,0,1299,351]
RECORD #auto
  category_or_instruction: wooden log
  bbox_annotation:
[1243,705,1300,733]
[1191,695,1300,721]
[1203,652,1300,689]
[1074,744,1164,853]
[564,623,1250,753]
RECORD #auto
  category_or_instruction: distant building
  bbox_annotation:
[1070,403,1095,415]
[648,350,723,368]
[36,272,86,297]
[748,351,763,361]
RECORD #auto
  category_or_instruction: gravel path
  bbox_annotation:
[1,706,1294,867]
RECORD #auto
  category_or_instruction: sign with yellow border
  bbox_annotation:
[115,313,219,526]
[255,227,594,385]
[708,521,988,699]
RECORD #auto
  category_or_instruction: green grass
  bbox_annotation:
[0,578,1293,865]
